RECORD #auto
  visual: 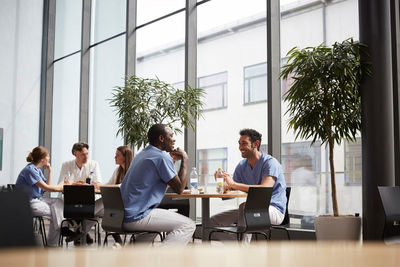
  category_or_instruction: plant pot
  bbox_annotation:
[314,215,361,241]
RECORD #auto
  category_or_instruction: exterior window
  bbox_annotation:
[281,141,321,186]
[172,81,185,90]
[0,128,3,170]
[197,148,227,185]
[198,72,227,111]
[344,137,362,185]
[244,62,267,104]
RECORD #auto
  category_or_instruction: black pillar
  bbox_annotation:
[359,0,396,240]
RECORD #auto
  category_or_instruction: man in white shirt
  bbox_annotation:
[58,142,101,184]
[58,142,103,245]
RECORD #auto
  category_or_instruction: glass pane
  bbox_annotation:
[54,0,82,59]
[136,12,185,150]
[91,0,126,44]
[136,11,185,56]
[137,0,184,25]
[244,62,267,77]
[197,0,267,218]
[198,72,227,110]
[280,0,360,222]
[89,36,125,183]
[344,138,362,185]
[249,76,267,102]
[52,54,81,183]
[0,0,42,182]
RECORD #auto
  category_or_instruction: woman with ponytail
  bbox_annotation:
[16,146,70,246]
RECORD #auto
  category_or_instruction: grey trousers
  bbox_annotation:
[30,197,64,246]
[123,208,196,246]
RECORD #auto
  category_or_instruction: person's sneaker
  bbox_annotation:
[86,233,94,245]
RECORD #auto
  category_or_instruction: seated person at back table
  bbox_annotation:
[101,145,133,245]
[120,124,196,246]
[210,128,287,242]
[58,142,103,244]
[16,146,71,246]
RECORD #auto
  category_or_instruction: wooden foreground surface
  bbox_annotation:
[0,242,399,267]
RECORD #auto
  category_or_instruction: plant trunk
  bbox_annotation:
[329,137,339,216]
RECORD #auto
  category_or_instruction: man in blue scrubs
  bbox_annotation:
[120,124,195,245]
[210,128,287,239]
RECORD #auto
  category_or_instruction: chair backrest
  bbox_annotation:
[281,187,291,225]
[244,187,273,232]
[100,186,125,232]
[0,189,37,247]
[63,185,95,219]
[378,186,400,241]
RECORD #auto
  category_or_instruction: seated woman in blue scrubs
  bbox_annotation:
[16,146,69,246]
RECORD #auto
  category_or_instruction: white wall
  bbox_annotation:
[0,0,43,185]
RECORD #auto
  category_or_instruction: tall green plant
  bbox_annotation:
[109,75,204,150]
[280,38,371,216]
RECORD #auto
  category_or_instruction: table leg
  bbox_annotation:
[81,220,87,245]
[201,198,210,241]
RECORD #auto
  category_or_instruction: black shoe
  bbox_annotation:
[73,239,81,246]
[61,227,75,237]
[66,231,84,243]
[86,233,94,245]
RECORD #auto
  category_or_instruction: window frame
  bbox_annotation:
[243,61,268,105]
[197,71,228,111]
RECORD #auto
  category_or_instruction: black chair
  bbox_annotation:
[269,187,291,240]
[100,186,163,246]
[3,184,47,246]
[59,185,101,246]
[0,189,37,247]
[208,187,273,241]
[33,215,47,246]
[378,186,400,243]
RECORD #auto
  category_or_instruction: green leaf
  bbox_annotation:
[108,75,205,150]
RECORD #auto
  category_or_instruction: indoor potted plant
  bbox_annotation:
[109,75,204,150]
[280,38,371,240]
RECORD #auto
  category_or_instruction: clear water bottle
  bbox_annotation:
[190,167,199,194]
[86,171,94,184]
[216,168,224,194]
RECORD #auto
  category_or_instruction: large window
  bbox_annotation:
[281,141,321,186]
[0,128,3,171]
[198,72,228,111]
[244,62,267,104]
[51,54,81,183]
[344,137,362,185]
[54,0,82,59]
[197,148,227,187]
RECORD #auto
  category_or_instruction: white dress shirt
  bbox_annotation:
[58,159,102,184]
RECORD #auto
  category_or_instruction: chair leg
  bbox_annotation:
[39,217,47,246]
[103,232,110,247]
[238,233,243,241]
[208,230,215,241]
[285,229,291,240]
[157,232,164,242]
